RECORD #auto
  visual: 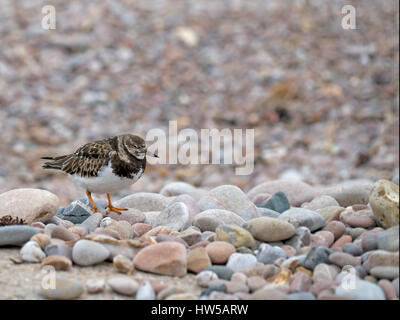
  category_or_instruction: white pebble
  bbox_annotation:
[20,241,46,262]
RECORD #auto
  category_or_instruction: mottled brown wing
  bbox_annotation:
[60,139,115,177]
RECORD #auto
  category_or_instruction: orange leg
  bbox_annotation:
[105,194,128,214]
[86,190,100,213]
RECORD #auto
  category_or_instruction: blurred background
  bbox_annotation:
[0,0,398,205]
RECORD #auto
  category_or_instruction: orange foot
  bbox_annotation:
[105,193,128,215]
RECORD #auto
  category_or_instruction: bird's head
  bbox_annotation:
[122,134,158,160]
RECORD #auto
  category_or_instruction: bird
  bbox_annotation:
[41,134,158,215]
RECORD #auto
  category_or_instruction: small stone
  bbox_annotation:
[80,212,103,233]
[193,209,245,232]
[107,209,145,225]
[363,251,399,272]
[378,279,397,300]
[323,221,346,240]
[226,253,258,272]
[225,281,249,294]
[108,275,139,296]
[348,227,366,240]
[113,254,134,274]
[46,225,79,241]
[55,198,103,224]
[361,235,378,252]
[20,240,46,262]
[311,231,335,247]
[290,271,312,293]
[196,270,219,287]
[41,255,72,270]
[205,266,234,280]
[342,243,363,256]
[30,233,51,250]
[215,224,255,248]
[247,276,267,292]
[167,293,198,300]
[155,202,190,231]
[45,242,73,260]
[133,242,187,277]
[115,193,171,211]
[72,239,110,266]
[320,180,373,207]
[331,235,353,251]
[177,227,202,246]
[257,245,286,264]
[86,279,105,294]
[41,277,84,300]
[0,188,59,225]
[157,286,186,300]
[370,266,399,280]
[278,208,325,231]
[302,195,339,211]
[289,292,316,300]
[243,217,296,242]
[285,226,311,251]
[231,272,248,283]
[198,185,259,221]
[250,287,289,300]
[312,263,339,282]
[329,252,361,267]
[160,182,206,201]
[115,220,134,240]
[187,247,211,274]
[309,280,338,296]
[0,225,40,246]
[260,191,290,213]
[132,223,152,237]
[247,180,317,207]
[301,246,332,270]
[369,180,399,228]
[206,241,236,264]
[201,284,227,297]
[155,234,188,247]
[377,226,399,252]
[335,279,385,300]
[316,206,345,223]
[136,280,156,300]
[345,214,376,229]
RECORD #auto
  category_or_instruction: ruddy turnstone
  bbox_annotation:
[42,134,158,215]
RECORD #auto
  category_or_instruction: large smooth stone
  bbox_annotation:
[115,193,171,211]
[247,180,317,207]
[198,185,259,221]
[0,188,59,225]
[369,180,399,229]
[72,240,110,266]
[243,217,296,242]
[0,225,40,246]
[278,208,325,231]
[155,202,191,231]
[160,182,207,201]
[193,209,245,232]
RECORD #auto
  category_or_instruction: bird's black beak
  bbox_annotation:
[146,150,159,158]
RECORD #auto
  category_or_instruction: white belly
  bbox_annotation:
[71,163,143,194]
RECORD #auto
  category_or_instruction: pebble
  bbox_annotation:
[205,266,234,280]
[41,255,72,270]
[198,185,259,221]
[115,192,171,212]
[335,279,385,300]
[226,253,258,272]
[177,227,202,246]
[0,188,59,225]
[302,195,339,211]
[301,246,332,270]
[196,271,219,287]
[155,234,188,247]
[312,263,339,282]
[155,202,190,231]
[393,278,399,297]
[251,193,271,205]
[68,226,87,237]
[331,235,352,251]
[257,208,280,218]
[377,226,399,252]
[243,217,296,242]
[0,225,40,246]
[363,251,399,272]
[348,227,366,240]
[167,293,198,300]
[201,284,227,297]
[107,209,146,225]
[72,239,110,266]
[311,231,335,247]
[231,272,248,283]
[257,245,286,264]
[20,240,46,262]
[132,223,153,237]
[316,206,345,223]
[108,275,139,296]
[225,281,250,294]
[250,287,289,300]
[55,198,102,224]
[45,242,73,260]
[170,194,200,222]
[344,214,376,229]
[86,279,105,294]
[329,252,361,267]
[114,220,134,239]
[41,277,84,300]
[319,180,373,206]
[260,191,290,213]
[285,226,311,251]
[247,276,267,292]
[46,225,80,242]
[278,208,326,231]
[342,243,363,256]
[361,235,378,252]
[369,179,399,228]
[160,182,207,201]
[215,224,255,248]
[309,280,338,296]
[133,242,187,277]
[205,241,236,264]
[290,271,312,293]
[369,266,399,280]
[323,221,346,240]
[193,209,245,232]
[79,212,103,233]
[113,254,134,274]
[289,292,316,300]
[157,286,186,300]
[378,279,397,300]
[247,180,317,207]
[31,233,51,250]
[136,280,156,300]
[187,247,212,273]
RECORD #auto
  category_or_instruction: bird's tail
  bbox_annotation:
[41,155,69,170]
